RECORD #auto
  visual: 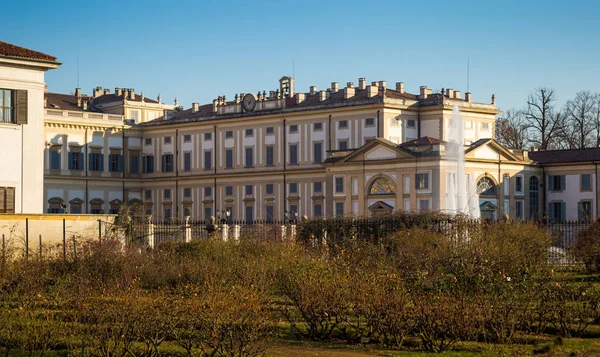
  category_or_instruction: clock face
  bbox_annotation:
[242,93,256,112]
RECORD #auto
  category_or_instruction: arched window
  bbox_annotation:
[48,197,64,214]
[529,176,539,220]
[369,177,396,195]
[477,177,496,195]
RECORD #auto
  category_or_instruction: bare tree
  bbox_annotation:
[524,88,562,150]
[495,109,528,149]
[563,91,597,149]
[593,93,600,147]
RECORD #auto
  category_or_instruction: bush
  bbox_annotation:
[572,220,600,273]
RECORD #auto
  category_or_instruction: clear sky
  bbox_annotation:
[3,0,599,113]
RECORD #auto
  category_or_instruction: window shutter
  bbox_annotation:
[15,90,28,124]
[88,153,93,171]
[161,155,166,172]
[119,155,124,172]
[100,154,104,171]
[561,202,566,222]
[6,187,14,213]
[79,153,84,170]
[560,176,566,190]
[142,157,147,173]
[68,152,73,170]
[547,176,553,191]
[0,188,5,213]
[415,174,419,189]
[425,174,429,189]
[548,203,554,221]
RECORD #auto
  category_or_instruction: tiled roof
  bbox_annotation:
[45,92,98,112]
[399,136,442,147]
[528,147,600,164]
[0,40,57,62]
[92,93,159,106]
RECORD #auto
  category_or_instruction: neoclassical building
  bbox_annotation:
[40,75,599,222]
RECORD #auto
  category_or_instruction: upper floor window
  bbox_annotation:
[89,152,104,172]
[478,177,496,195]
[415,173,429,190]
[204,132,212,141]
[0,89,14,123]
[314,122,323,131]
[145,138,152,146]
[369,177,396,194]
[548,175,565,191]
[289,124,298,133]
[266,127,274,135]
[515,175,523,193]
[289,144,298,165]
[225,130,233,138]
[365,118,375,126]
[581,174,592,191]
[407,119,416,128]
[164,136,172,144]
[339,120,348,129]
[49,147,61,170]
[183,134,192,142]
[109,153,124,172]
[225,186,233,196]
[245,128,254,137]
[338,140,348,150]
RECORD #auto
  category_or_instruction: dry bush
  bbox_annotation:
[572,220,600,273]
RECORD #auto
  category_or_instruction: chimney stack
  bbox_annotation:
[129,89,135,100]
[331,82,339,93]
[446,88,454,98]
[104,89,110,95]
[310,86,317,95]
[358,78,366,90]
[77,97,82,107]
[318,90,328,102]
[366,85,378,97]
[95,86,102,98]
[377,81,386,90]
[75,88,82,97]
[344,85,355,99]
[420,86,428,99]
[296,93,306,104]
[82,100,88,111]
[192,102,199,113]
[465,92,472,102]
[212,99,218,112]
[115,88,123,96]
[396,82,404,93]
[454,90,461,99]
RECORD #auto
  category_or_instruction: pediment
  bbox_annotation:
[464,140,519,162]
[339,138,413,163]
[365,146,399,160]
[480,201,497,210]
[368,201,394,210]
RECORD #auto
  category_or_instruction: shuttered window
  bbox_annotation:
[0,187,15,213]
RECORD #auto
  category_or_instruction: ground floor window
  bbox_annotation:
[335,202,344,217]
[0,187,15,213]
[578,201,592,221]
[245,205,253,223]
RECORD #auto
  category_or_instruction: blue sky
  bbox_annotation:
[3,0,599,113]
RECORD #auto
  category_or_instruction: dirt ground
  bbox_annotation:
[267,343,382,357]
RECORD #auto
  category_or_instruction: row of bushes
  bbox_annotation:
[0,220,599,355]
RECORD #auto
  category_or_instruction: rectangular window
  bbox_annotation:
[289,183,298,194]
[314,122,323,131]
[183,134,191,142]
[503,174,510,195]
[266,146,274,166]
[338,140,348,150]
[225,149,233,168]
[164,207,172,219]
[109,153,123,172]
[129,153,139,174]
[204,132,212,140]
[335,177,344,193]
[183,187,191,198]
[339,120,348,129]
[0,89,14,123]
[515,176,523,193]
[225,186,233,196]
[225,130,233,138]
[142,155,154,173]
[465,121,473,129]
[419,199,430,211]
[245,128,253,137]
[89,153,104,171]
[407,119,416,128]
[548,175,566,191]
[145,138,152,146]
[162,154,174,172]
[205,207,212,219]
[581,174,591,191]
[481,122,489,130]
[266,184,274,195]
[266,205,274,222]
[266,127,274,135]
[245,147,253,167]
[50,148,61,170]
[415,173,429,190]
[204,187,212,197]
[515,201,523,220]
[314,181,322,193]
[365,118,375,126]
[289,124,298,133]
[164,189,171,199]
[164,136,171,144]
[245,206,254,223]
[289,204,298,219]
[184,152,191,171]
[314,142,322,163]
[68,151,84,171]
[0,187,16,213]
[335,202,344,217]
[549,201,566,222]
[313,203,322,217]
[145,190,152,199]
[204,150,212,170]
[289,144,298,165]
[579,201,592,221]
[246,185,253,196]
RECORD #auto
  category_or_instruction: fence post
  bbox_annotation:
[289,224,297,240]
[39,234,42,260]
[231,225,240,241]
[184,216,192,243]
[72,235,77,260]
[2,234,5,269]
[221,223,229,241]
[25,218,29,262]
[147,216,155,249]
[280,224,287,240]
[63,218,66,259]
[98,219,102,242]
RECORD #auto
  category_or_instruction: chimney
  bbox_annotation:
[396,82,404,93]
[446,88,454,98]
[75,88,82,97]
[523,150,529,161]
[82,100,88,111]
[377,81,386,90]
[331,82,339,93]
[104,89,110,95]
[296,93,306,104]
[454,91,461,99]
[212,99,218,112]
[358,78,366,90]
[44,97,47,107]
[366,85,378,97]
[129,89,135,100]
[310,86,317,95]
[77,97,82,107]
[115,88,122,96]
[95,86,103,98]
[465,92,472,102]
[344,86,355,99]
[318,90,328,102]
[192,102,199,113]
[420,86,428,99]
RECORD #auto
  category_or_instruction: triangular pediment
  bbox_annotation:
[464,139,520,162]
[368,201,394,210]
[336,138,413,163]
[365,146,399,160]
[480,201,497,210]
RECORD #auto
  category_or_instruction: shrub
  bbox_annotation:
[572,220,600,273]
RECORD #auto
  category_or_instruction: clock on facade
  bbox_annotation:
[242,93,256,112]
